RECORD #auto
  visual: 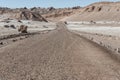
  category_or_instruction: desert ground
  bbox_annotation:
[0,20,56,36]
[0,22,120,80]
[0,1,120,80]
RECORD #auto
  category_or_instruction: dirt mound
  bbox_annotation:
[66,2,120,21]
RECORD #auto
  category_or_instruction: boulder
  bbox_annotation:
[18,25,28,33]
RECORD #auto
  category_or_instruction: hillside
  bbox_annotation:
[3,1,120,22]
[0,7,81,22]
[66,1,120,21]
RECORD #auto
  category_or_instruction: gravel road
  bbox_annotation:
[0,22,120,80]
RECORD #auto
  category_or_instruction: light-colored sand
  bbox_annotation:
[67,22,120,37]
[63,2,120,21]
[0,20,56,36]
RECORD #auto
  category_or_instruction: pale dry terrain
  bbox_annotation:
[0,20,56,36]
[67,22,120,37]
[0,22,120,80]
[67,22,120,59]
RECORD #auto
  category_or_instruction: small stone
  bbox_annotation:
[19,37,23,40]
[12,39,17,42]
[0,42,3,45]
[117,48,120,53]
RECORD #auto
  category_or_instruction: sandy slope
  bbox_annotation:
[0,22,120,80]
[65,2,120,21]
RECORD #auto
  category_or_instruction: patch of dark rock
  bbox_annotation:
[0,42,3,45]
[4,25,9,28]
[10,25,16,29]
[12,39,17,42]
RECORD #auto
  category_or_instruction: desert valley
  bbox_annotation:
[0,1,120,80]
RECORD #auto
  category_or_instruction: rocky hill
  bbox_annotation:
[42,8,80,21]
[30,6,81,21]
[0,8,48,22]
[0,6,81,22]
[66,1,120,21]
[2,2,120,22]
[14,11,48,22]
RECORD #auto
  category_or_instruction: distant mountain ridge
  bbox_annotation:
[0,6,81,21]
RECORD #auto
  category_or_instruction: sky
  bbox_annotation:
[0,0,119,8]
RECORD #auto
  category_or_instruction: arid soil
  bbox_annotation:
[0,22,120,80]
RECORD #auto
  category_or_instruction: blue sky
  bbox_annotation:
[0,0,119,8]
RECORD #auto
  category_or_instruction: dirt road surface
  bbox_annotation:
[0,22,120,80]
